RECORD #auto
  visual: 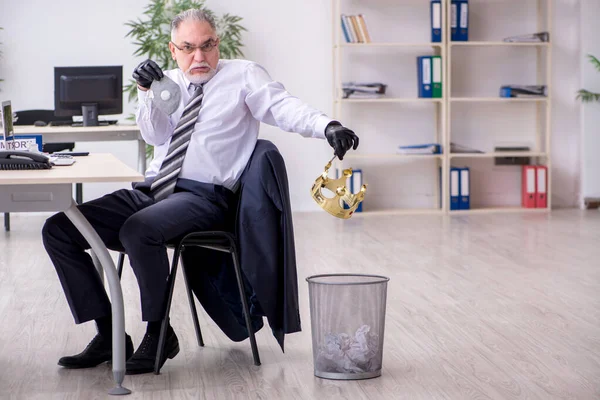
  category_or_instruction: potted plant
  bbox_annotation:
[577,54,600,103]
[124,0,246,159]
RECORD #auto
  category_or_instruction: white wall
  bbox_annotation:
[580,0,600,204]
[0,0,584,211]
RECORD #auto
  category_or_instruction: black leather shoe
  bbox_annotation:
[126,329,179,375]
[58,333,134,369]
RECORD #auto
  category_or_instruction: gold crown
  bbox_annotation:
[310,157,367,219]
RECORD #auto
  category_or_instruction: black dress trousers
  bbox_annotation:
[41,179,233,323]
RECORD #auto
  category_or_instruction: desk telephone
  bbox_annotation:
[0,150,52,170]
[0,150,75,170]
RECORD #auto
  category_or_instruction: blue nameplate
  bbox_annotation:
[0,134,44,151]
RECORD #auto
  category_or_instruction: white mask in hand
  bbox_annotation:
[150,75,181,115]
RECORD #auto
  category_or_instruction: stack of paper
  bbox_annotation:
[342,82,387,99]
[503,32,549,43]
[499,85,547,98]
[397,143,441,155]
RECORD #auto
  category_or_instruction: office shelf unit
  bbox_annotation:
[331,0,552,215]
[446,0,552,214]
[332,0,449,215]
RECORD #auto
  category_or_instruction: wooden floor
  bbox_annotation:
[1,209,599,399]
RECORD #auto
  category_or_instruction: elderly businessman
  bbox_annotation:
[42,8,358,375]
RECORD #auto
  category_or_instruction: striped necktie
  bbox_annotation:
[150,84,204,202]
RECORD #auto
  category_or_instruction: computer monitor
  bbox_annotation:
[54,65,122,126]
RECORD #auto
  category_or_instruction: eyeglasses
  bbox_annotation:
[171,39,219,55]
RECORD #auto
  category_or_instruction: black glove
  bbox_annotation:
[325,121,359,160]
[132,59,164,89]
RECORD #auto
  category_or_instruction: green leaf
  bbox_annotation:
[577,89,600,103]
[587,54,600,73]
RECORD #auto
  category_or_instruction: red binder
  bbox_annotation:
[535,165,548,208]
[522,166,536,208]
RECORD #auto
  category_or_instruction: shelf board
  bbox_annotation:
[345,154,443,160]
[337,98,443,103]
[451,97,548,103]
[450,152,547,158]
[451,41,549,47]
[338,42,443,48]
[449,206,549,215]
[354,208,444,216]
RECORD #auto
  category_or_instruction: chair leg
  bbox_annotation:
[180,250,204,347]
[117,253,125,280]
[230,244,261,366]
[4,213,9,232]
[155,245,181,375]
[75,183,83,205]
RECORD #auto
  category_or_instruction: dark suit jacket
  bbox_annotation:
[182,139,301,351]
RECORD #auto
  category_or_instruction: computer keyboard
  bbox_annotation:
[48,120,73,127]
[49,154,76,166]
[48,120,118,127]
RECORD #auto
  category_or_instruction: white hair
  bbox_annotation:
[170,9,216,41]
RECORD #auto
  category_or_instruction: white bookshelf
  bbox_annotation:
[446,0,552,214]
[331,0,551,216]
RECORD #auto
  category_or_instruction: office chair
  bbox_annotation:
[115,228,261,374]
[111,139,297,375]
[4,110,80,231]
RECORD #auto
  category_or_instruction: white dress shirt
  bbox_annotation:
[135,59,333,191]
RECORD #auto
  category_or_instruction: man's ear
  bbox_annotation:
[168,42,177,61]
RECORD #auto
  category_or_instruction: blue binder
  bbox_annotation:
[430,0,442,43]
[450,1,459,41]
[417,56,433,98]
[336,167,362,212]
[450,167,461,210]
[457,0,469,41]
[459,167,470,209]
[340,15,351,43]
[351,169,363,212]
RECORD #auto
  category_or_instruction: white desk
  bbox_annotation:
[0,154,144,395]
[13,125,147,173]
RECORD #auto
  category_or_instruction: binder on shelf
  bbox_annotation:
[350,15,363,43]
[431,0,442,43]
[357,14,371,43]
[522,165,537,208]
[432,55,442,98]
[459,167,470,210]
[450,1,459,41]
[535,165,547,208]
[452,0,469,41]
[417,56,433,98]
[450,167,461,210]
[336,167,363,212]
[340,15,352,43]
[352,169,364,213]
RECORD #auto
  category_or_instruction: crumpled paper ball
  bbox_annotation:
[315,325,381,373]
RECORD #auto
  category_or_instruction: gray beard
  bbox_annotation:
[186,68,216,85]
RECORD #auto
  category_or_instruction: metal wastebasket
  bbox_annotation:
[306,274,390,380]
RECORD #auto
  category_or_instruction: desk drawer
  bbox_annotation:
[0,184,72,212]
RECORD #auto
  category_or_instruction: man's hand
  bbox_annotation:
[325,121,359,160]
[132,59,164,91]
